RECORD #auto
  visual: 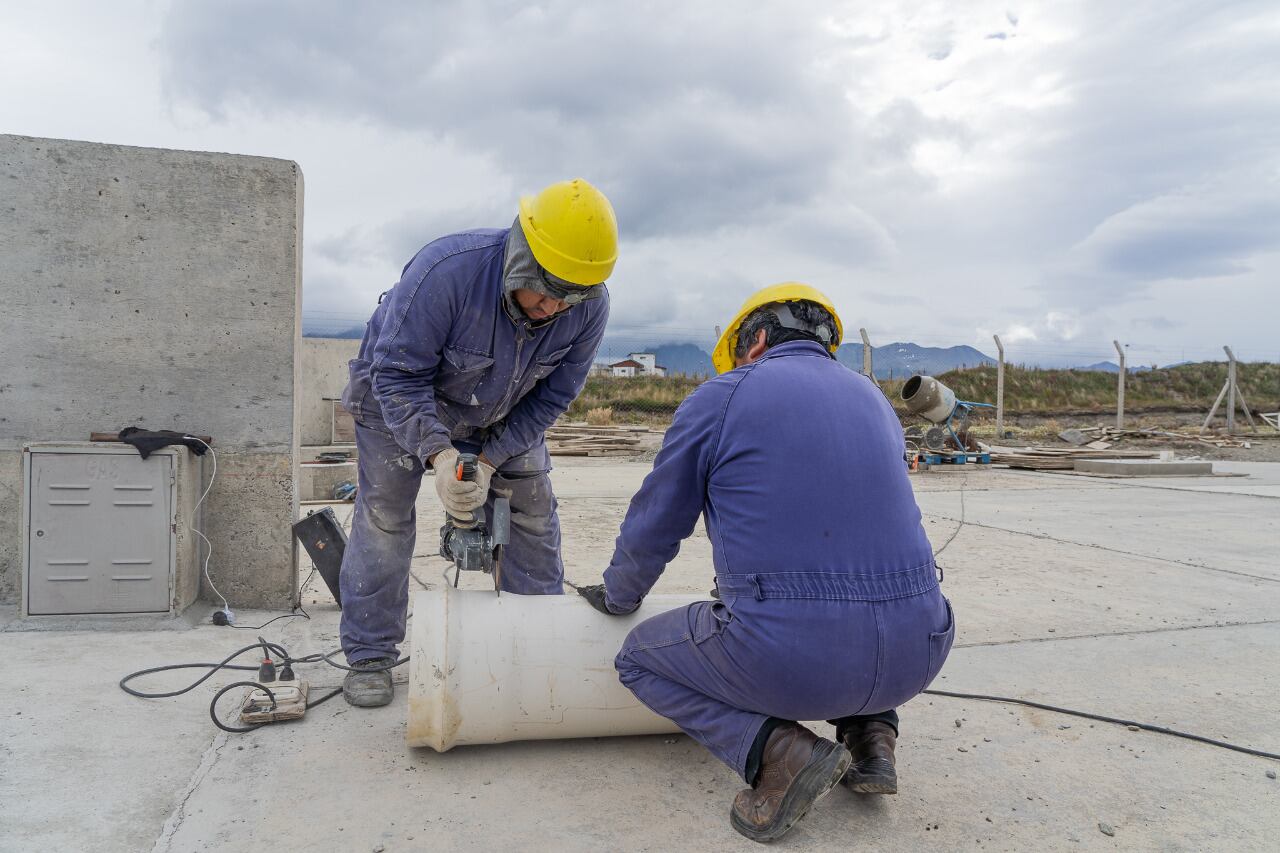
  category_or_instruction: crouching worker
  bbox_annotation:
[576,284,955,842]
[338,179,616,707]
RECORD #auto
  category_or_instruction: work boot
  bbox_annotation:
[730,723,851,843]
[342,657,394,708]
[840,721,898,794]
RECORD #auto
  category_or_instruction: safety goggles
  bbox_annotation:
[537,266,604,305]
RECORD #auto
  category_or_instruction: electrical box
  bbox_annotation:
[21,443,203,617]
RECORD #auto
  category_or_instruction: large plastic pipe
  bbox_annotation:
[407,587,698,751]
[901,374,957,424]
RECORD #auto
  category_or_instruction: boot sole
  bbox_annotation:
[843,775,897,795]
[342,690,393,708]
[730,740,852,844]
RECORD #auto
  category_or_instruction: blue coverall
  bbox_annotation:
[603,340,955,781]
[339,228,608,663]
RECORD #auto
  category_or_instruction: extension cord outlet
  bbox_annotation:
[239,677,310,724]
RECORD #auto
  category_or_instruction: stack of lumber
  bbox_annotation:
[989,445,1160,471]
[1074,425,1257,448]
[546,423,661,457]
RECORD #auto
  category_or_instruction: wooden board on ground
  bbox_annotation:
[990,445,1160,471]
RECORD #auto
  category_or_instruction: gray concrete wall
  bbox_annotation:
[0,134,303,609]
[299,337,359,446]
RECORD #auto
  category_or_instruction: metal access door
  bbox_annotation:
[26,451,173,614]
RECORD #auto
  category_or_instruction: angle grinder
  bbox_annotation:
[438,453,510,593]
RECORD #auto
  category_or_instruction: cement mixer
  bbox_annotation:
[900,374,993,467]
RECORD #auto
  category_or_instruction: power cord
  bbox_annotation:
[119,637,408,734]
[182,435,234,624]
[922,688,1280,761]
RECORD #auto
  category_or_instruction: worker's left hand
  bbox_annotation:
[438,454,496,519]
[576,583,632,616]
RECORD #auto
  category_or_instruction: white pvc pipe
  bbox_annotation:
[407,587,698,751]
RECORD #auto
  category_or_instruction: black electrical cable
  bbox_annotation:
[119,641,290,698]
[210,681,274,734]
[923,688,1280,761]
[229,612,306,630]
[306,687,345,709]
[120,638,409,737]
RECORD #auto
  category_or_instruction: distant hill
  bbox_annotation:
[1076,361,1121,373]
[837,341,995,380]
[303,323,364,339]
[596,341,715,375]
[651,343,714,376]
[1072,361,1155,374]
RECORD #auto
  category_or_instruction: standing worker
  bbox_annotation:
[576,284,955,842]
[339,179,617,708]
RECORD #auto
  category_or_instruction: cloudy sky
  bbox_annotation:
[4,1,1278,365]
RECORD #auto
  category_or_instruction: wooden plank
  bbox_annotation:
[90,431,213,444]
[331,401,356,444]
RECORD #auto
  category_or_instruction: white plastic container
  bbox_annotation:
[407,587,698,751]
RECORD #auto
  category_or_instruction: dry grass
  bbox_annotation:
[882,361,1280,414]
[564,362,1280,427]
[566,374,706,425]
[585,406,614,426]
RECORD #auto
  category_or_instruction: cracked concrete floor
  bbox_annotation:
[2,459,1278,851]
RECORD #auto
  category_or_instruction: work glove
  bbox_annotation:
[431,447,495,522]
[576,583,634,616]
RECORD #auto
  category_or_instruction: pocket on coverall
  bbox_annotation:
[438,346,494,404]
[920,596,956,693]
[516,346,572,399]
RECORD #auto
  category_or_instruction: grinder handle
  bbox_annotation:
[455,452,479,482]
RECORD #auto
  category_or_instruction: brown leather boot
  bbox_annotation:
[840,721,897,794]
[730,723,851,843]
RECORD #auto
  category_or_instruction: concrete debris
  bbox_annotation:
[1058,429,1089,446]
[1098,822,1116,837]
[1267,770,1277,780]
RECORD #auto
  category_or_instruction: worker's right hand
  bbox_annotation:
[431,448,489,520]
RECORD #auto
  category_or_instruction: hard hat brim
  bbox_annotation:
[711,283,844,374]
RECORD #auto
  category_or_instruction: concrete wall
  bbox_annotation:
[0,134,303,609]
[299,338,360,446]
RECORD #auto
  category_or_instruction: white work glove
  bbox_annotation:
[431,447,495,521]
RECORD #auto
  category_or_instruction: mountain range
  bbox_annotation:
[302,323,1137,377]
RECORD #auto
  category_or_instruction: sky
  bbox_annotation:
[3,1,1278,366]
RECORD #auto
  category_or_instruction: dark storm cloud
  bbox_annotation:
[159,0,891,245]
[156,0,1280,350]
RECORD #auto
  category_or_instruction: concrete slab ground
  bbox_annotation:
[2,459,1278,851]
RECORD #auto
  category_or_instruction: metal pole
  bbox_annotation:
[859,328,873,379]
[993,334,1005,438]
[1113,340,1125,429]
[1225,346,1237,434]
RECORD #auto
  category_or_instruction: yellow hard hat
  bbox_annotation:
[711,282,844,374]
[518,179,618,285]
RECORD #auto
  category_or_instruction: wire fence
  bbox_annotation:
[303,314,1280,431]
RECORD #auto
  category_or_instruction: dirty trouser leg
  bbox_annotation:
[339,423,423,664]
[615,602,769,781]
[483,442,563,595]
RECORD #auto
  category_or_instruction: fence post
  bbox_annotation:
[1225,345,1237,434]
[859,328,873,379]
[1113,340,1125,429]
[993,335,1005,437]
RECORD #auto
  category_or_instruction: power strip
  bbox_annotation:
[239,677,310,724]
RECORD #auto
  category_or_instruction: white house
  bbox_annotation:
[625,352,667,377]
[609,358,643,377]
